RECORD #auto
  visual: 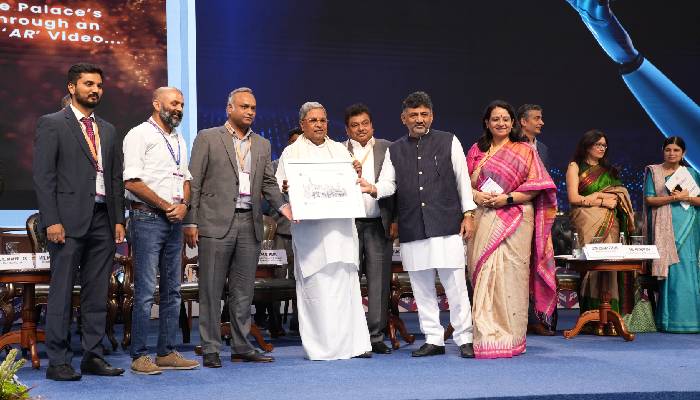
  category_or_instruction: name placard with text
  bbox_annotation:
[582,243,625,260]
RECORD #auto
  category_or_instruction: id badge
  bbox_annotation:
[172,172,185,202]
[239,171,252,196]
[95,170,106,196]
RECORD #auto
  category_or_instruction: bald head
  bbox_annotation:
[152,86,184,132]
[153,86,183,102]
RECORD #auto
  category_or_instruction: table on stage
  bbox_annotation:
[561,258,646,341]
[0,269,50,368]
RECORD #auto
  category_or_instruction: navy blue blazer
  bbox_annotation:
[33,107,125,237]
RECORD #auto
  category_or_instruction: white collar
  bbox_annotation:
[350,137,374,149]
[69,103,95,121]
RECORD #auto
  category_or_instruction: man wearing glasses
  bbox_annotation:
[275,102,371,360]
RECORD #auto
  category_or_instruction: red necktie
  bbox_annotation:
[80,116,96,148]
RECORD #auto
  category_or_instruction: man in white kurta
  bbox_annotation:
[359,91,477,358]
[276,102,371,360]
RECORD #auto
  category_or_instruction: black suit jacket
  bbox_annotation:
[345,138,396,238]
[536,140,550,170]
[33,107,125,237]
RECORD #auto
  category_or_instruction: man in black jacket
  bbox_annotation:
[33,63,125,380]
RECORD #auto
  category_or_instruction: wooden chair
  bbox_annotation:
[197,216,296,354]
[0,227,35,352]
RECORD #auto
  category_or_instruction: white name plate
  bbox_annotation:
[258,249,288,266]
[623,245,660,260]
[392,246,401,263]
[35,252,51,269]
[0,253,35,270]
[583,243,625,260]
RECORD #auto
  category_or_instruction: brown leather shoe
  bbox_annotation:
[527,323,555,336]
[231,350,274,363]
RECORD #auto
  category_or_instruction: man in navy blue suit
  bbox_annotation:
[33,63,126,381]
[517,104,549,169]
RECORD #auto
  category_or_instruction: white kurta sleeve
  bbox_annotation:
[374,148,397,199]
[275,150,287,192]
[451,136,477,212]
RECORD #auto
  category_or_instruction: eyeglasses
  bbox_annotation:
[592,143,607,149]
[304,118,328,125]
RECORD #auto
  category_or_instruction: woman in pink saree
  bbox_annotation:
[467,100,558,359]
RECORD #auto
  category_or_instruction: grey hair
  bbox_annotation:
[299,101,325,121]
[226,87,254,107]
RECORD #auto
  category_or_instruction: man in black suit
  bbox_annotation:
[33,63,126,380]
[517,103,556,336]
[342,103,396,354]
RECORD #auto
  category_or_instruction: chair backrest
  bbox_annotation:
[25,213,47,253]
[552,213,573,256]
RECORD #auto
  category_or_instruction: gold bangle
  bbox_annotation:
[463,211,475,218]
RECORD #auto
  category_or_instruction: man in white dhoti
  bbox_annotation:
[359,91,477,358]
[275,102,372,360]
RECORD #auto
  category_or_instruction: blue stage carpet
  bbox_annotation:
[13,310,700,400]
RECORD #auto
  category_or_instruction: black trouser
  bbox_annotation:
[355,218,392,343]
[46,204,114,366]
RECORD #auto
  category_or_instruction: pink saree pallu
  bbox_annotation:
[467,141,557,359]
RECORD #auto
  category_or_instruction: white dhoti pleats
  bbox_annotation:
[295,261,371,360]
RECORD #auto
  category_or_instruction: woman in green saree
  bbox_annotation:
[566,130,635,334]
[645,136,700,333]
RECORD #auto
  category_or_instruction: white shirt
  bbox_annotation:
[374,133,477,271]
[70,104,104,202]
[123,119,192,203]
[350,137,380,218]
[226,123,254,209]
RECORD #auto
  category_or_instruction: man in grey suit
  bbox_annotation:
[343,103,396,354]
[33,63,125,380]
[184,87,291,368]
[517,103,556,336]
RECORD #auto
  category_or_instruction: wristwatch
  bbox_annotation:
[506,194,514,205]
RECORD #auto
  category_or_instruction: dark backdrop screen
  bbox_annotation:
[196,0,699,210]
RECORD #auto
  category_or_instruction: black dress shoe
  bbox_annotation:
[411,343,445,357]
[352,351,373,359]
[371,341,392,354]
[459,343,475,358]
[527,323,556,336]
[46,364,81,381]
[80,356,124,376]
[203,353,222,368]
[231,350,274,363]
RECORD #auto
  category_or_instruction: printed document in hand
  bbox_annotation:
[480,177,504,194]
[665,166,699,210]
[285,160,366,220]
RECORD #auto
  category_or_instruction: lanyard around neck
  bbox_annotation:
[148,118,180,167]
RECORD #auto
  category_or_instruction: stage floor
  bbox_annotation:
[13,309,700,400]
